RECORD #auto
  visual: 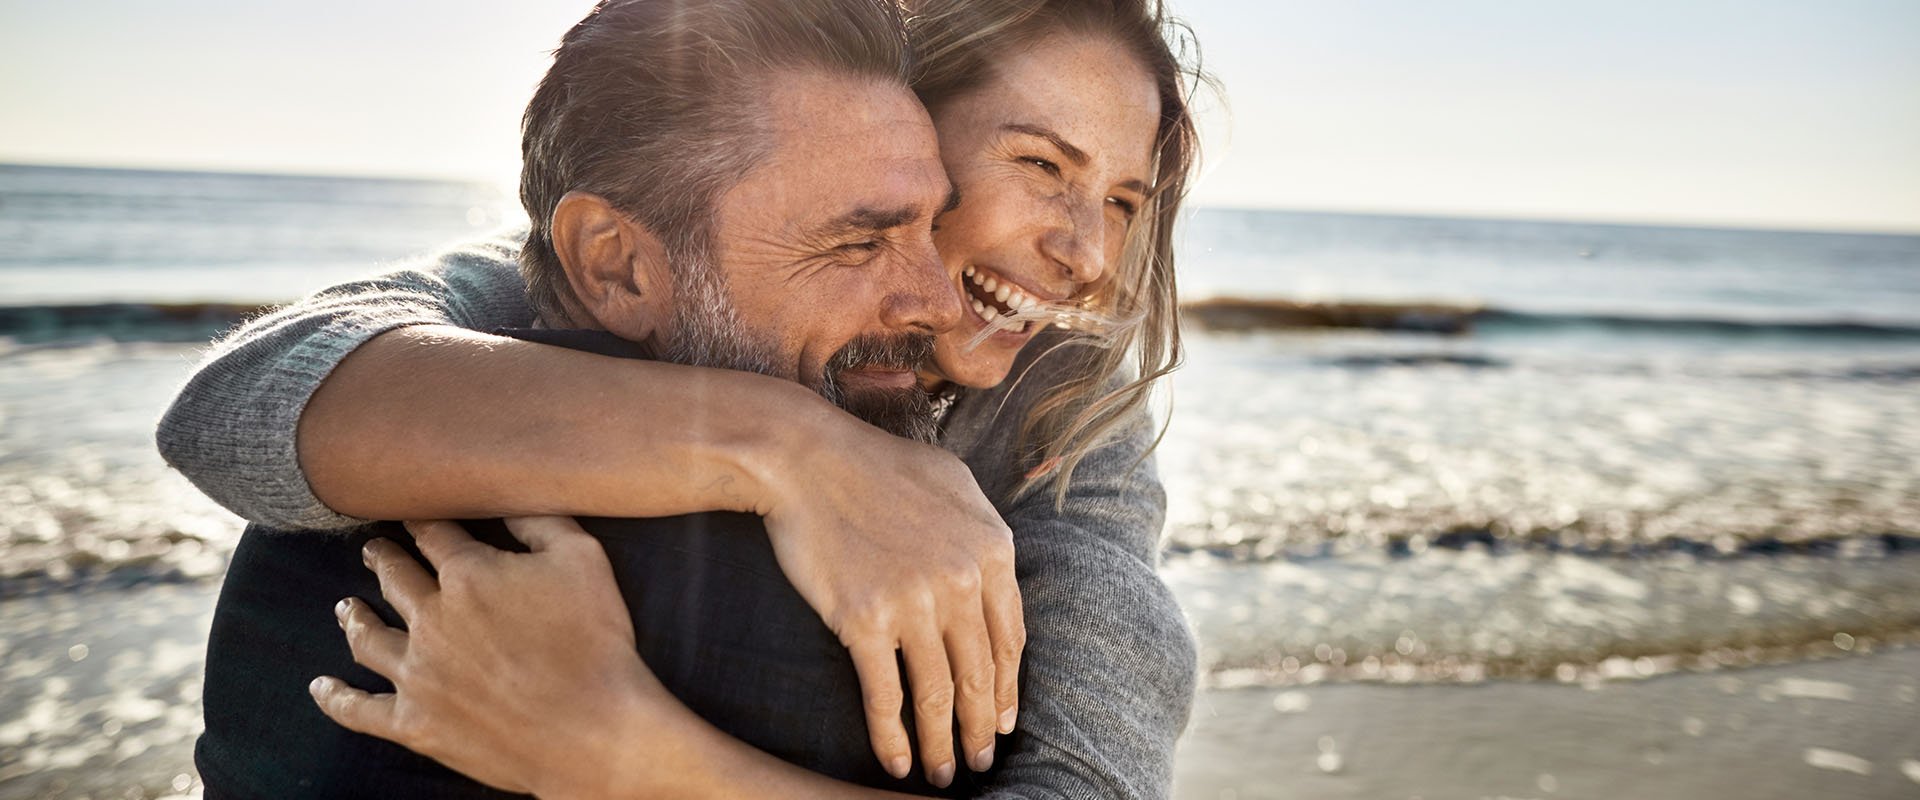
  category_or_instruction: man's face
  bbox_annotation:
[683,70,960,439]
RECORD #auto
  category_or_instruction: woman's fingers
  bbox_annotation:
[848,637,912,779]
[981,565,1026,734]
[362,538,438,623]
[404,519,482,568]
[335,597,408,679]
[499,516,586,553]
[900,625,958,788]
[308,675,398,740]
[944,602,999,773]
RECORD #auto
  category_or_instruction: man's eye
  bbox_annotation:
[1024,157,1061,176]
[839,240,880,253]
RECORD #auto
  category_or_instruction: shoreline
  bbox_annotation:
[3,580,1917,798]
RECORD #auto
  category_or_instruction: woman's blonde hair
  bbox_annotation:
[908,0,1210,504]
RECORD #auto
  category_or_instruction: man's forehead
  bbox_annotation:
[745,70,948,230]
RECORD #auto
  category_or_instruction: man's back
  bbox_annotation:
[197,514,972,798]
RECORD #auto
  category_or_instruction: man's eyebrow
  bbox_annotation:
[817,185,960,238]
[822,206,919,235]
[1004,123,1152,194]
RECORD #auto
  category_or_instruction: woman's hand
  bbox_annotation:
[308,518,660,800]
[751,410,1025,787]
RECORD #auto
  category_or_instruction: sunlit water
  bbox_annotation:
[3,165,1918,796]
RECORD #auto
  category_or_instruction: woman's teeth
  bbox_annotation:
[963,264,1039,313]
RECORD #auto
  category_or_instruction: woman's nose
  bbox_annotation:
[1039,197,1108,287]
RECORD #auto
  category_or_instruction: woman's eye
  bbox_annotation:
[1024,157,1061,176]
[1108,196,1139,220]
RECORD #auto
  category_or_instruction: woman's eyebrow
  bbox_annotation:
[1003,123,1150,193]
[1003,123,1089,167]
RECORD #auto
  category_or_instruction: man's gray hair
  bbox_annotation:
[516,0,915,328]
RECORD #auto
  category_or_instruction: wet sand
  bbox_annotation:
[0,584,213,799]
[1176,649,1920,799]
[3,580,1917,799]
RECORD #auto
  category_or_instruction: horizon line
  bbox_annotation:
[7,157,1917,238]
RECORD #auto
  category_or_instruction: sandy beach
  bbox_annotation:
[1177,649,1920,799]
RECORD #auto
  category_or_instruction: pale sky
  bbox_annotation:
[3,0,1917,232]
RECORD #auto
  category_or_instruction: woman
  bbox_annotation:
[162,0,1206,795]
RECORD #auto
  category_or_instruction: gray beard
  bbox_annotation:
[661,251,938,444]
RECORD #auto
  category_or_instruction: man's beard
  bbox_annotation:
[817,333,939,444]
[660,249,939,443]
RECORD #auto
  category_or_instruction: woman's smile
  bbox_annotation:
[957,263,1068,338]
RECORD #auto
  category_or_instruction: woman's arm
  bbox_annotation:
[293,324,842,522]
[158,231,828,528]
[157,233,536,529]
[942,343,1198,800]
[316,518,930,800]
[314,375,1193,799]
[315,424,1193,800]
[972,427,1196,800]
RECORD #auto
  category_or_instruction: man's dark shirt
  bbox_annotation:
[194,330,978,798]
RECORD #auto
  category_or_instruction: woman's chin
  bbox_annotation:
[932,350,1015,391]
[934,318,1035,390]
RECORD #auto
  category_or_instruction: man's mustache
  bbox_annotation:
[824,332,936,375]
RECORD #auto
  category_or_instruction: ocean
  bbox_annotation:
[3,163,1917,797]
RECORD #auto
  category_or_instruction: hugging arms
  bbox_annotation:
[164,240,1197,798]
[162,0,1208,795]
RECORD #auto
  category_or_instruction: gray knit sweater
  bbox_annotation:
[156,233,1197,799]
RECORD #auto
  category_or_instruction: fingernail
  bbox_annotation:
[971,742,995,772]
[334,598,350,625]
[999,707,1017,734]
[361,542,375,568]
[308,676,331,696]
[931,762,954,788]
[887,756,911,779]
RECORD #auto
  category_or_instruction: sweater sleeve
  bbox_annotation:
[941,340,1198,800]
[976,418,1197,800]
[155,231,536,530]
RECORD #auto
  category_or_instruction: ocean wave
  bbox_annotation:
[1182,297,1486,334]
[12,296,1920,344]
[1167,548,1920,688]
[1181,296,1920,339]
[0,302,265,340]
[1166,528,1920,562]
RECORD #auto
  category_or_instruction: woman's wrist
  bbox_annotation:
[721,376,861,517]
[542,687,742,800]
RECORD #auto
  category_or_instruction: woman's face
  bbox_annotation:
[923,33,1161,390]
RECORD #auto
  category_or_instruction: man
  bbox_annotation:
[195,1,979,796]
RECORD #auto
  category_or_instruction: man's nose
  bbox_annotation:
[1039,196,1109,287]
[880,238,963,335]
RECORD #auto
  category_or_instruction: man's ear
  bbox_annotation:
[550,190,669,342]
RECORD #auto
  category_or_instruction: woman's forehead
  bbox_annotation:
[970,34,1160,175]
